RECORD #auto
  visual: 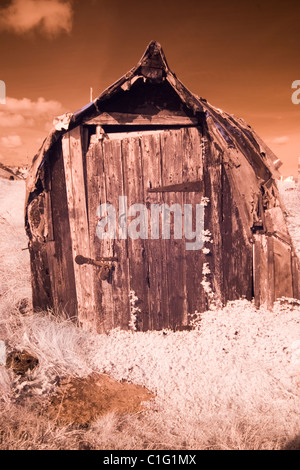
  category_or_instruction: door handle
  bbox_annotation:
[75,255,117,281]
[75,255,118,266]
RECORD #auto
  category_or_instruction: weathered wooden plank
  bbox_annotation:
[253,234,277,308]
[62,127,96,330]
[253,235,261,307]
[273,237,293,299]
[221,161,255,240]
[44,191,54,242]
[266,236,275,307]
[122,136,149,331]
[264,207,292,247]
[85,111,198,127]
[46,241,76,317]
[253,234,268,307]
[182,126,203,181]
[47,142,77,318]
[29,240,53,311]
[221,152,253,303]
[182,126,206,317]
[160,129,187,329]
[202,132,224,308]
[102,138,130,330]
[85,141,113,333]
[140,132,166,330]
[291,253,300,299]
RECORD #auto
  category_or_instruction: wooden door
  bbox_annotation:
[85,126,205,332]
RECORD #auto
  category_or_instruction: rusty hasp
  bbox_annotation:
[75,255,117,282]
[148,181,203,193]
[75,254,118,266]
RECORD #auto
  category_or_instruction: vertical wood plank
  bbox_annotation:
[267,236,275,306]
[273,237,293,299]
[160,128,186,329]
[202,132,218,309]
[292,254,300,299]
[44,191,54,242]
[62,127,96,329]
[86,141,114,332]
[141,132,166,330]
[182,126,206,317]
[29,241,53,311]
[254,235,294,306]
[221,160,253,304]
[259,234,269,306]
[102,138,130,330]
[253,234,274,308]
[182,126,203,181]
[122,136,149,331]
[253,234,261,307]
[47,142,77,318]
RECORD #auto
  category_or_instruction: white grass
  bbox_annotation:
[0,177,299,450]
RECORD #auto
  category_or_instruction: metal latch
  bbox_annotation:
[148,181,203,193]
[75,255,118,281]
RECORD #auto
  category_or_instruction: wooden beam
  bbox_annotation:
[62,127,96,330]
[84,111,199,127]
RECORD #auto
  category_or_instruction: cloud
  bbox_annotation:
[1,135,23,148]
[268,136,290,146]
[0,113,28,127]
[0,0,73,36]
[4,96,64,117]
[0,96,64,129]
[0,95,66,165]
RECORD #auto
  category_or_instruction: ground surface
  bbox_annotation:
[0,177,299,450]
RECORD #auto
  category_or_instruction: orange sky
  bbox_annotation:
[0,0,299,176]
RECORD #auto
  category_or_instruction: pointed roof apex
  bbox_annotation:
[138,41,170,75]
[90,41,202,115]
